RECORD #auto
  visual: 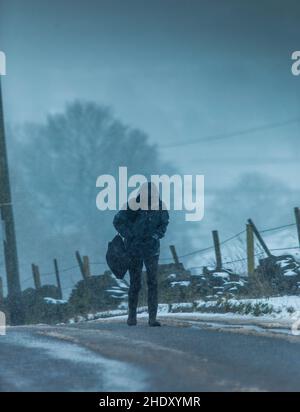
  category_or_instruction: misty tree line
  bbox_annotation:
[5,100,300,288]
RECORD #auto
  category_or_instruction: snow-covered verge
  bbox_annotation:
[63,296,300,326]
[195,295,300,318]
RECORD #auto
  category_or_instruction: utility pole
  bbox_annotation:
[0,79,24,325]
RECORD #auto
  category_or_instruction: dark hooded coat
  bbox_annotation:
[113,193,169,258]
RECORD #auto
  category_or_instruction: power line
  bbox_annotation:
[160,117,300,148]
[270,246,300,251]
[220,229,246,245]
[173,244,215,259]
[260,223,296,233]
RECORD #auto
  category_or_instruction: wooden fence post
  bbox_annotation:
[212,230,222,271]
[246,223,255,277]
[75,251,87,280]
[0,276,3,301]
[169,245,180,267]
[32,264,41,289]
[83,256,91,278]
[247,219,272,258]
[53,259,63,299]
[294,207,300,248]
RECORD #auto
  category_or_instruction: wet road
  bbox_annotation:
[0,317,299,391]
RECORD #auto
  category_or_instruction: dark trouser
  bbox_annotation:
[128,254,159,321]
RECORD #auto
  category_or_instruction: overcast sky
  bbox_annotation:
[1,0,300,190]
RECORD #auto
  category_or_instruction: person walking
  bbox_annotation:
[113,182,169,326]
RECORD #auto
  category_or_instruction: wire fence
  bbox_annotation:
[1,218,299,298]
[163,222,298,261]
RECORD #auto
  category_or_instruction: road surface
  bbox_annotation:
[0,316,299,392]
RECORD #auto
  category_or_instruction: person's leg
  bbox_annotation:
[144,254,160,326]
[127,257,143,325]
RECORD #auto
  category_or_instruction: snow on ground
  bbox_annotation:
[4,331,147,391]
[284,270,298,277]
[44,297,67,305]
[60,296,300,337]
[236,295,300,316]
[65,296,300,327]
[170,281,190,287]
[114,277,129,289]
[171,302,194,310]
[213,272,230,279]
[193,295,300,321]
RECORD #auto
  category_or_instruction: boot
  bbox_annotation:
[145,256,160,327]
[127,286,139,326]
[148,318,161,327]
[148,296,160,326]
[148,282,159,326]
[127,309,137,326]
